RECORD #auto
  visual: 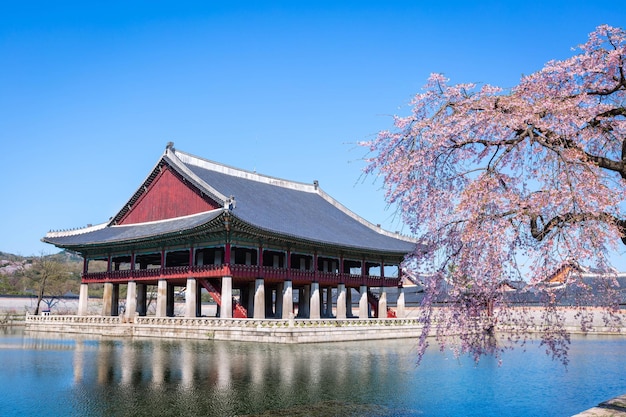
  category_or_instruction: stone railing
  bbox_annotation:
[135,316,421,328]
[25,314,420,328]
[25,314,122,325]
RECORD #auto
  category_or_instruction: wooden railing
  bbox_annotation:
[82,264,400,287]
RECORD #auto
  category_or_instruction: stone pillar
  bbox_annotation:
[196,284,202,317]
[166,283,175,317]
[156,279,167,317]
[378,287,388,318]
[253,278,265,319]
[185,278,197,318]
[77,283,89,316]
[324,287,333,318]
[282,280,293,319]
[299,285,310,318]
[112,284,119,316]
[359,285,368,319]
[264,285,274,317]
[247,282,255,315]
[137,283,147,316]
[336,284,346,319]
[222,276,233,318]
[396,286,406,318]
[275,282,284,319]
[310,282,320,319]
[102,282,113,316]
[125,281,137,323]
[346,287,353,318]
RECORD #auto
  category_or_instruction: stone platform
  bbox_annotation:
[24,314,425,343]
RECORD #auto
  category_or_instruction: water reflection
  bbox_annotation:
[49,335,412,416]
[2,328,626,416]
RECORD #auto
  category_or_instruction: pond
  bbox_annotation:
[0,328,624,416]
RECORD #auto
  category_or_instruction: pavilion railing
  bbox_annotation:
[82,264,400,287]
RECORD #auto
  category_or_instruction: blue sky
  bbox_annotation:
[1,1,624,264]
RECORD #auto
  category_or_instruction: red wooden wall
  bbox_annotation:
[119,166,218,225]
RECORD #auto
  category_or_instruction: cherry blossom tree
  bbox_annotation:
[364,25,626,364]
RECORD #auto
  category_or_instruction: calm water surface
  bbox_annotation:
[1,327,625,416]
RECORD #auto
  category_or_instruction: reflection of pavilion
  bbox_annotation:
[71,338,402,417]
[44,144,416,322]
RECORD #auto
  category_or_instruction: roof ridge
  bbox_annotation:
[172,148,319,193]
[165,147,229,204]
[45,222,108,238]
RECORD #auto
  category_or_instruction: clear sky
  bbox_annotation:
[1,1,624,264]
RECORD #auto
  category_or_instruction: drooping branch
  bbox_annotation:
[530,212,626,242]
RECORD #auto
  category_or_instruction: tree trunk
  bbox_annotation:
[33,276,47,316]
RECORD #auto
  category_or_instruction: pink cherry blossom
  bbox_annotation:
[364,25,626,365]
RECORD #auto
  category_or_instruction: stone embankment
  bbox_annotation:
[22,305,626,343]
[572,394,626,416]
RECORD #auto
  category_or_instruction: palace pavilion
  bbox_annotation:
[43,143,417,321]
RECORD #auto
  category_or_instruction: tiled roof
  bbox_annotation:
[44,210,223,247]
[174,150,415,253]
[44,146,417,254]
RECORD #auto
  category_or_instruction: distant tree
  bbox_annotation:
[28,254,79,315]
[364,25,625,364]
